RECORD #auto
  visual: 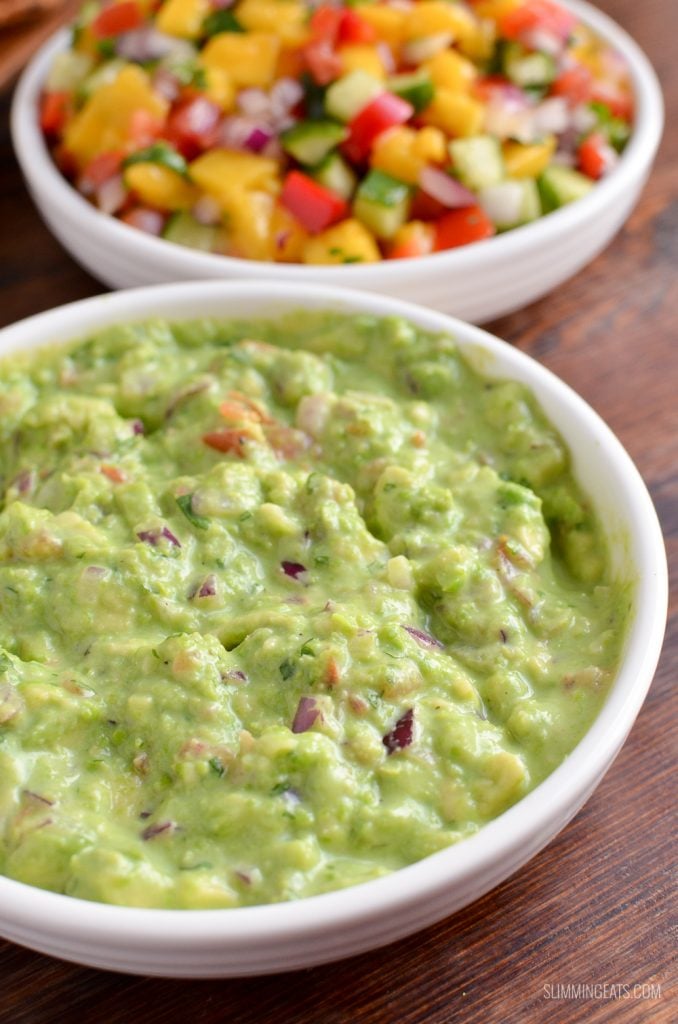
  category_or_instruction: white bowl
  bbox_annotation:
[11,0,663,323]
[0,280,667,976]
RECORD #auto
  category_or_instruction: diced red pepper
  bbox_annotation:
[91,1,144,39]
[550,64,593,106]
[338,10,377,45]
[578,132,617,180]
[39,91,70,136]
[81,150,125,188]
[434,206,495,251]
[129,109,164,147]
[165,97,222,159]
[500,0,576,43]
[303,39,344,86]
[309,5,344,43]
[343,92,414,164]
[203,429,253,455]
[280,171,347,233]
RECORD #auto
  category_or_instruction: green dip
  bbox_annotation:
[0,313,630,908]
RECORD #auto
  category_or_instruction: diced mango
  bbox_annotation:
[457,19,496,62]
[200,65,235,111]
[124,163,198,210]
[424,50,477,93]
[503,136,557,178]
[354,4,406,51]
[155,0,211,39]
[63,66,168,168]
[338,45,386,80]
[403,2,477,43]
[227,190,276,261]
[271,204,309,262]
[237,0,308,46]
[189,150,280,209]
[371,126,446,185]
[303,219,380,264]
[474,0,522,22]
[202,32,280,88]
[390,220,435,255]
[422,90,485,137]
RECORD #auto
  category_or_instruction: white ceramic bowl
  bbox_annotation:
[11,1,663,323]
[0,280,667,976]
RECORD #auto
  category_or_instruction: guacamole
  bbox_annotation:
[0,313,629,908]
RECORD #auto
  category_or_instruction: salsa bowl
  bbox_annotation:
[10,0,663,323]
[0,280,667,976]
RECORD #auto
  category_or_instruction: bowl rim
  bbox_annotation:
[0,279,668,952]
[10,0,664,283]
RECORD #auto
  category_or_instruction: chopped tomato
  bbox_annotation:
[578,132,617,180]
[409,189,449,222]
[39,91,70,136]
[434,206,495,251]
[339,10,377,45]
[344,93,414,164]
[81,150,124,188]
[100,464,127,483]
[280,171,347,233]
[550,65,593,105]
[500,0,576,43]
[309,5,344,43]
[129,109,164,148]
[303,39,344,86]
[91,1,144,39]
[165,97,222,160]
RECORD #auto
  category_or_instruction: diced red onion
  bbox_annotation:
[132,419,145,435]
[292,696,321,734]
[523,28,565,56]
[246,125,274,152]
[14,469,34,494]
[572,103,598,134]
[533,97,570,136]
[23,789,54,806]
[152,67,181,102]
[270,77,304,116]
[376,42,396,75]
[85,565,107,578]
[418,166,475,208]
[237,87,272,118]
[383,708,415,754]
[221,115,261,151]
[402,625,444,649]
[198,574,217,598]
[281,560,307,580]
[95,174,127,215]
[137,526,181,548]
[192,194,223,226]
[123,207,166,236]
[221,669,247,683]
[116,27,193,62]
[141,820,175,841]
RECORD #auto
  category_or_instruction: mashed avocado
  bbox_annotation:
[0,313,629,908]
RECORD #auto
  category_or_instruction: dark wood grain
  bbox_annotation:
[0,1,676,1020]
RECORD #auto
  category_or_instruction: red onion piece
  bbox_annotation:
[152,67,181,102]
[198,574,217,598]
[221,115,260,151]
[270,77,304,116]
[85,565,107,577]
[123,207,166,236]
[418,166,476,208]
[402,625,444,649]
[221,669,247,683]
[141,821,175,841]
[14,469,35,494]
[95,174,127,215]
[246,125,274,152]
[137,526,181,548]
[292,696,321,734]
[382,708,415,755]
[192,194,222,226]
[116,27,193,62]
[237,87,272,118]
[132,419,145,435]
[281,560,307,580]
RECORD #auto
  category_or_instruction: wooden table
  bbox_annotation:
[0,2,675,1020]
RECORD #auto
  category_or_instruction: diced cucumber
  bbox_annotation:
[538,165,594,211]
[325,70,383,123]
[300,72,327,122]
[589,101,632,152]
[281,121,348,166]
[163,212,219,252]
[387,71,435,113]
[449,135,505,191]
[313,153,358,200]
[479,178,541,229]
[502,43,557,89]
[46,50,93,93]
[353,170,411,240]
[124,142,189,178]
